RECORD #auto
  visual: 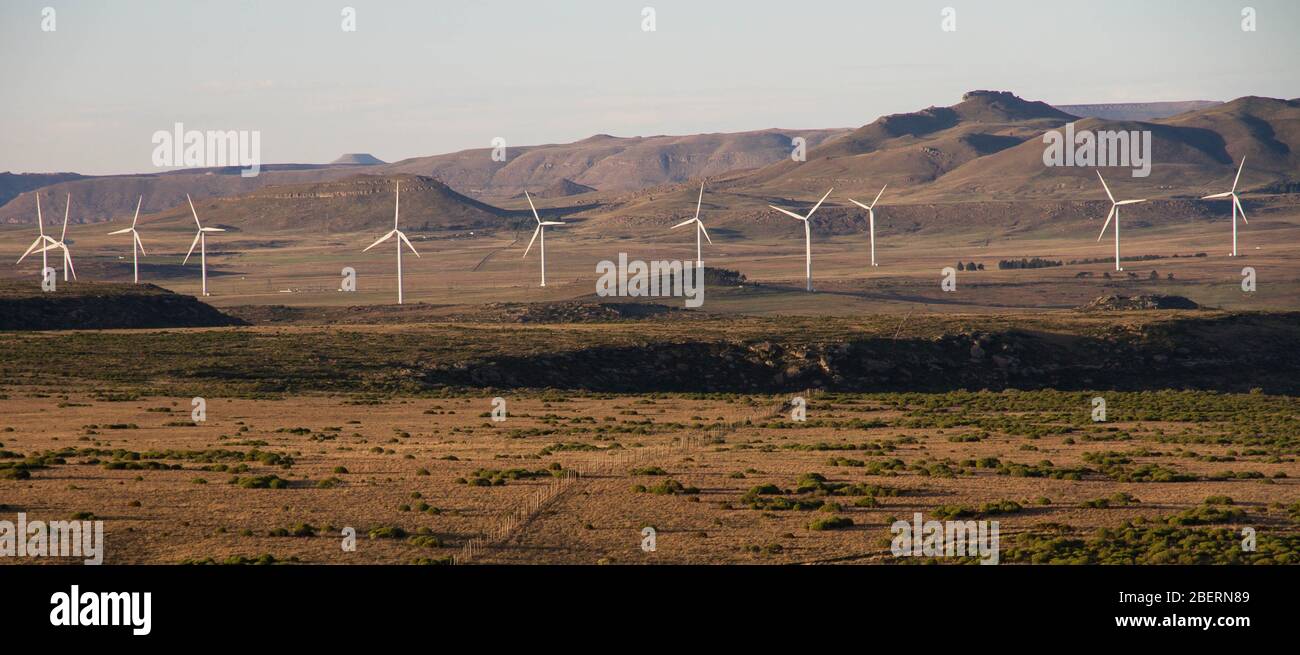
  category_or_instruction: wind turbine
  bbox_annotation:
[362,181,420,304]
[769,188,833,292]
[107,196,147,283]
[183,193,226,296]
[671,182,713,264]
[1095,172,1146,271]
[848,184,888,267]
[16,195,56,278]
[36,193,78,281]
[522,191,564,287]
[1202,157,1248,257]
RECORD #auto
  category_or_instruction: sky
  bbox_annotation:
[1,0,1297,175]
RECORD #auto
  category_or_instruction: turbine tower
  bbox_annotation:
[848,184,888,267]
[362,181,420,304]
[1202,157,1249,256]
[183,194,226,296]
[769,188,833,292]
[522,191,565,287]
[17,195,56,278]
[1095,172,1146,272]
[671,182,713,264]
[107,196,147,283]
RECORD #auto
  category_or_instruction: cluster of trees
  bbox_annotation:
[1099,270,1175,280]
[998,257,1063,270]
[955,262,985,271]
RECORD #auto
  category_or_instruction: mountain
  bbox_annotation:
[726,91,1078,199]
[0,172,86,219]
[924,96,1300,199]
[144,174,509,233]
[382,128,849,199]
[330,153,386,165]
[0,129,847,225]
[1054,101,1222,121]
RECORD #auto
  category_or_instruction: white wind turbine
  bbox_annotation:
[522,191,564,287]
[848,184,888,267]
[183,193,226,296]
[107,196,147,283]
[1095,172,1146,271]
[769,188,833,292]
[362,181,420,304]
[16,195,56,278]
[671,182,713,264]
[1202,157,1248,257]
[36,193,78,281]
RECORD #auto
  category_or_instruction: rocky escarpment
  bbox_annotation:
[434,313,1300,394]
[0,281,245,330]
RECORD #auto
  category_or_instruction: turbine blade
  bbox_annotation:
[36,195,44,235]
[201,227,225,232]
[394,181,400,229]
[1232,157,1245,192]
[107,228,133,235]
[17,237,44,263]
[61,194,70,241]
[847,198,871,210]
[540,221,565,226]
[1202,192,1233,199]
[523,226,541,258]
[186,194,202,229]
[1097,205,1115,241]
[769,205,807,222]
[869,184,887,209]
[1234,195,1247,224]
[363,230,397,252]
[64,248,76,280]
[399,231,421,257]
[134,230,147,255]
[1115,199,1147,205]
[698,221,713,245]
[132,195,142,227]
[671,217,697,229]
[525,190,541,224]
[695,182,704,221]
[182,231,201,265]
[805,188,834,219]
[1096,171,1114,204]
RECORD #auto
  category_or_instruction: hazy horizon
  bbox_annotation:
[2,0,1298,175]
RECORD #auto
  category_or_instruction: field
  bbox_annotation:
[1,386,1297,565]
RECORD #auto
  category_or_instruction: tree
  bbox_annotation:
[957,262,965,271]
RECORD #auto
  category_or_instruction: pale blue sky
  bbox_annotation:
[1,0,1296,174]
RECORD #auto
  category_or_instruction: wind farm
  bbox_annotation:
[1,1,1299,582]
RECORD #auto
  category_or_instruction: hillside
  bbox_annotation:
[142,174,510,233]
